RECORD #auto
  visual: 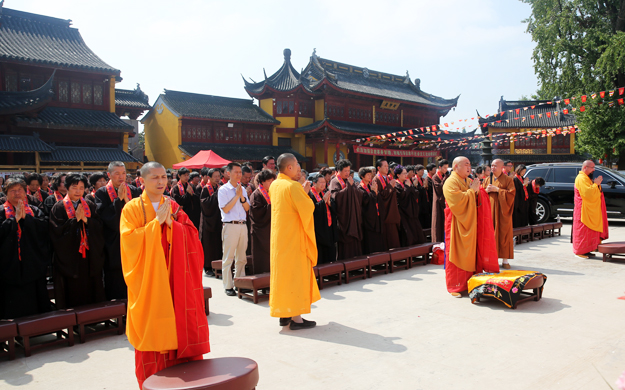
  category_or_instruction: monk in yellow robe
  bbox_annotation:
[269,153,320,330]
[120,162,210,389]
[573,160,609,258]
[483,159,516,269]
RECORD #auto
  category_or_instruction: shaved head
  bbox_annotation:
[452,156,469,169]
[277,153,297,172]
[492,159,504,167]
[452,156,472,179]
[581,159,596,176]
[140,162,165,177]
[582,160,595,168]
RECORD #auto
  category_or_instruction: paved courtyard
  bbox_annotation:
[1,220,624,390]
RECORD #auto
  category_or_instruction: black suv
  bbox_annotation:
[524,163,625,223]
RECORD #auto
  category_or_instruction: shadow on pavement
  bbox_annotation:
[468,296,571,314]
[206,312,234,327]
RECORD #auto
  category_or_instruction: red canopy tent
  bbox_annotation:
[172,150,232,169]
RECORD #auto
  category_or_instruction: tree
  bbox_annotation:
[522,0,625,166]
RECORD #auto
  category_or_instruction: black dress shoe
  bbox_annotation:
[204,269,215,277]
[235,287,252,294]
[225,288,236,296]
[289,318,316,330]
[279,317,292,326]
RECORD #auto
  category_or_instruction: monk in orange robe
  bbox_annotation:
[120,162,210,389]
[573,160,609,258]
[269,153,320,330]
[483,159,516,269]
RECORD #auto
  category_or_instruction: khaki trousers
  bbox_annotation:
[222,223,248,289]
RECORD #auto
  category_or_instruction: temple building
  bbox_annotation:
[115,85,151,162]
[142,90,304,168]
[243,49,460,169]
[478,97,582,164]
[0,5,141,175]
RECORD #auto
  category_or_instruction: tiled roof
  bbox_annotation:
[14,107,134,132]
[0,7,119,75]
[0,134,54,152]
[178,143,306,162]
[479,99,576,131]
[0,72,55,115]
[115,86,150,109]
[244,49,459,110]
[39,146,140,162]
[159,90,279,124]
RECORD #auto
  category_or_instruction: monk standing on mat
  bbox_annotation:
[269,153,320,330]
[483,159,516,269]
[120,162,210,389]
[443,157,499,297]
[573,160,609,258]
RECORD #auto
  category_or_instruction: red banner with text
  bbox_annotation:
[354,145,440,158]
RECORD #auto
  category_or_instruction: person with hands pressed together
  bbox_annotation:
[357,166,383,255]
[329,159,362,260]
[373,158,401,250]
[250,169,276,274]
[171,167,202,230]
[309,174,337,264]
[199,168,223,276]
[394,165,426,246]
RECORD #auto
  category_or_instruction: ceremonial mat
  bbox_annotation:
[468,270,547,308]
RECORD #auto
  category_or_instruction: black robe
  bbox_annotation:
[395,182,426,247]
[329,178,362,260]
[171,182,202,230]
[49,199,106,309]
[513,176,530,228]
[250,189,271,274]
[95,184,142,299]
[27,190,48,210]
[200,185,222,271]
[309,191,337,264]
[415,177,431,229]
[357,184,383,255]
[431,172,446,243]
[0,204,51,319]
[373,174,401,250]
[43,193,63,216]
[528,182,540,225]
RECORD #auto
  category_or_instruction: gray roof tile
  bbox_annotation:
[0,134,54,152]
[39,146,139,162]
[14,106,134,132]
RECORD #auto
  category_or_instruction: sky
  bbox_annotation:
[17,0,539,133]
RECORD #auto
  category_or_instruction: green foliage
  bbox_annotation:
[522,0,625,163]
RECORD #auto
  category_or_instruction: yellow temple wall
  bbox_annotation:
[143,102,182,169]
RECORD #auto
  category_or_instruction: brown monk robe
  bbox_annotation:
[329,160,362,260]
[199,168,222,275]
[373,159,401,250]
[357,167,384,255]
[249,170,276,274]
[431,160,449,243]
[394,167,426,246]
[483,159,516,268]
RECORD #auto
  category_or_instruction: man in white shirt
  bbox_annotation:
[218,162,250,296]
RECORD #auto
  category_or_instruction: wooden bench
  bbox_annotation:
[142,357,259,390]
[513,227,532,244]
[529,225,544,241]
[409,243,433,267]
[204,287,212,315]
[73,300,126,344]
[367,252,391,277]
[597,242,625,262]
[211,260,223,279]
[541,223,555,238]
[234,273,270,304]
[0,320,17,361]
[340,256,369,283]
[314,262,344,289]
[388,247,411,272]
[14,310,76,357]
[553,221,563,236]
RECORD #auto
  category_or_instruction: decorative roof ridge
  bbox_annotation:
[163,89,255,104]
[0,6,72,27]
[116,84,149,104]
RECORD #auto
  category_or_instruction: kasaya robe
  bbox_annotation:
[43,192,64,216]
[309,191,337,264]
[199,184,222,271]
[512,176,530,228]
[528,181,541,225]
[431,171,446,243]
[483,173,516,259]
[0,204,51,319]
[572,172,609,255]
[269,173,320,318]
[395,182,425,246]
[373,174,401,250]
[95,184,142,300]
[443,173,499,293]
[120,193,210,389]
[357,184,384,255]
[49,199,106,309]
[171,182,202,231]
[329,177,362,260]
[250,189,271,274]
[415,176,431,229]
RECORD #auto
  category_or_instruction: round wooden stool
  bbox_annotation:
[143,358,259,390]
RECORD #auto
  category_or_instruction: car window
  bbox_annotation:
[525,168,549,181]
[553,168,578,183]
[595,170,621,185]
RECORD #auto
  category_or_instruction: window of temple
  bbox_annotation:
[58,80,69,102]
[276,100,295,115]
[5,70,17,92]
[71,81,81,104]
[327,105,344,119]
[93,84,103,105]
[348,107,372,122]
[19,76,31,91]
[299,100,313,116]
[82,83,92,105]
[278,137,292,147]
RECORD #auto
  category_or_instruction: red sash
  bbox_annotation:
[206,184,215,197]
[311,187,331,226]
[360,182,379,216]
[437,170,444,181]
[397,180,405,189]
[516,174,528,200]
[54,191,63,202]
[177,181,186,196]
[531,180,540,194]
[258,184,271,205]
[63,195,91,258]
[221,178,228,185]
[376,172,387,190]
[106,180,132,202]
[4,201,35,260]
[28,189,43,202]
[336,176,346,189]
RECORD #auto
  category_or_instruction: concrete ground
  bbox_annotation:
[1,220,624,390]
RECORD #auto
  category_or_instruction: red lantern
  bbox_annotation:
[599,159,603,164]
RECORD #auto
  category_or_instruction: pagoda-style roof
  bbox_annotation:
[115,85,150,110]
[150,90,279,125]
[0,71,55,115]
[243,49,459,111]
[40,145,140,163]
[179,143,305,162]
[0,6,120,75]
[0,134,54,152]
[478,98,576,133]
[14,106,134,133]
